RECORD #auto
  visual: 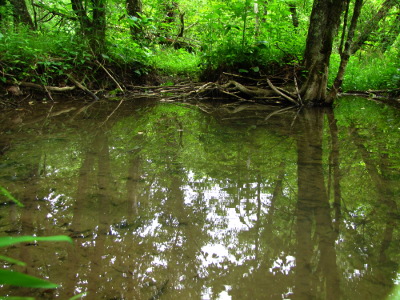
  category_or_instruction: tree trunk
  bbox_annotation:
[126,0,142,38]
[328,0,396,101]
[300,0,345,105]
[9,0,35,29]
[0,0,7,21]
[288,2,299,28]
[71,0,106,55]
[91,0,106,52]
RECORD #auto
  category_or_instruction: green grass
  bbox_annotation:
[329,50,400,91]
[149,47,201,79]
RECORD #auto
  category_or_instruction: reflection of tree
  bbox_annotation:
[294,108,340,300]
[348,125,399,299]
[327,111,342,237]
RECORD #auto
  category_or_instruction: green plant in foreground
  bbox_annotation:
[0,187,85,299]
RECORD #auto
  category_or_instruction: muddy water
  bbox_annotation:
[0,97,399,300]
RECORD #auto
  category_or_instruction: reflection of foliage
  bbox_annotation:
[0,98,399,299]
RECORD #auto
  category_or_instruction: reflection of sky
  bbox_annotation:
[202,286,232,300]
[137,170,297,299]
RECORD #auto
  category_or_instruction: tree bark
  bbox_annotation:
[300,0,346,105]
[126,0,142,38]
[288,2,299,28]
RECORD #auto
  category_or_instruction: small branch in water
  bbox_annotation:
[264,106,297,122]
[100,99,124,127]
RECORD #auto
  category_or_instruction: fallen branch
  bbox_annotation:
[222,72,261,82]
[67,74,99,101]
[18,81,76,92]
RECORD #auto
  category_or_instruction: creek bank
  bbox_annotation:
[2,70,400,109]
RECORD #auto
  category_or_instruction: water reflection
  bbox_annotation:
[0,98,399,299]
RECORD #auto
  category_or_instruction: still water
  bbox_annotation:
[0,97,399,300]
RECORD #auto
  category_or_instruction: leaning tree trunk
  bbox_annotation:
[327,0,363,102]
[300,0,345,105]
[327,0,397,101]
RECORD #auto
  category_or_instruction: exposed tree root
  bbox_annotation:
[127,76,301,107]
[6,72,398,110]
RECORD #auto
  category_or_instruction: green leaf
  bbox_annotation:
[251,66,260,72]
[0,270,58,288]
[68,292,87,300]
[0,236,73,248]
[0,187,24,207]
[238,69,249,73]
[0,255,26,266]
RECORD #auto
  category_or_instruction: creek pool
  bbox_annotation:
[0,97,399,300]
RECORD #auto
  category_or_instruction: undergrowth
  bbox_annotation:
[329,49,400,91]
[0,28,151,86]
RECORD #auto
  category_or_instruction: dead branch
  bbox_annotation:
[18,81,76,92]
[95,60,124,93]
[222,72,261,81]
[267,79,299,106]
[221,80,275,97]
[293,77,303,105]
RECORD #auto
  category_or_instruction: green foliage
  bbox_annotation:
[329,51,400,91]
[0,270,58,289]
[0,28,94,84]
[0,235,73,248]
[150,47,200,77]
[0,186,24,207]
[195,0,306,74]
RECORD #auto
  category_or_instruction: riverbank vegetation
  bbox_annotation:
[0,0,399,106]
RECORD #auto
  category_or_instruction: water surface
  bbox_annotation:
[0,97,399,299]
